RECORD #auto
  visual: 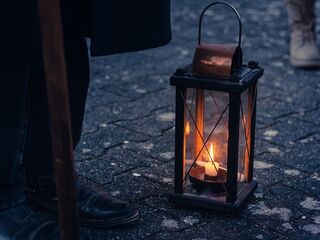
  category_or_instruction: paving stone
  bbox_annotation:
[132,162,175,187]
[123,129,175,162]
[118,88,175,119]
[290,213,320,239]
[244,183,317,236]
[253,157,308,188]
[294,107,320,127]
[83,204,188,240]
[256,116,316,148]
[280,141,320,172]
[76,147,162,185]
[75,124,150,161]
[284,172,320,197]
[102,172,170,203]
[114,109,175,137]
[151,220,278,240]
[254,137,287,156]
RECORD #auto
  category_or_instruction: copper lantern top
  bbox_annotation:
[192,2,243,81]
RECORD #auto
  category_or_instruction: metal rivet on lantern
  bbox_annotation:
[169,2,264,213]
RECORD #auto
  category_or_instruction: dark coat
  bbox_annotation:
[0,0,38,66]
[1,0,171,66]
[90,0,171,56]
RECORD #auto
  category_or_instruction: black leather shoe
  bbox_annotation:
[0,202,59,240]
[26,177,139,228]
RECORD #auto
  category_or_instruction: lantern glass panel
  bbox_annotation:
[182,87,254,201]
[239,85,257,184]
[183,88,228,199]
[237,88,251,193]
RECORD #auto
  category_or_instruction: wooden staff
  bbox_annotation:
[37,0,80,239]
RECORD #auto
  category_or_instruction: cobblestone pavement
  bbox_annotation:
[77,0,320,239]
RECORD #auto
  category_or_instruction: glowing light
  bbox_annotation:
[209,143,214,162]
[186,121,190,135]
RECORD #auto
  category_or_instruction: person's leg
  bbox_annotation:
[23,35,90,182]
[23,0,91,180]
[0,67,28,207]
[0,67,60,240]
[25,5,139,227]
[285,0,320,67]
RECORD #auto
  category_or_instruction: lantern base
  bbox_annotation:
[169,180,258,214]
[189,167,227,194]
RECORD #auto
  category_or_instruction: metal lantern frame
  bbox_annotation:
[169,2,264,213]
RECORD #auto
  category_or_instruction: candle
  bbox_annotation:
[206,143,219,176]
[185,121,191,135]
[196,143,220,177]
[204,161,220,176]
[196,160,207,167]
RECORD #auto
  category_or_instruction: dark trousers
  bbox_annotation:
[0,32,90,204]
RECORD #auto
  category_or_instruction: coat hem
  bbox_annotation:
[90,35,172,57]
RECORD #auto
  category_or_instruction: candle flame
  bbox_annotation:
[209,143,214,162]
[185,121,190,135]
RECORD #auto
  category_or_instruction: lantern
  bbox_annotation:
[169,2,263,213]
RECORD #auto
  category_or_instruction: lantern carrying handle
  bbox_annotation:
[198,2,242,47]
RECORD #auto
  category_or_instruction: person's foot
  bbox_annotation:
[290,29,320,68]
[0,202,60,240]
[285,0,320,68]
[26,177,139,228]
